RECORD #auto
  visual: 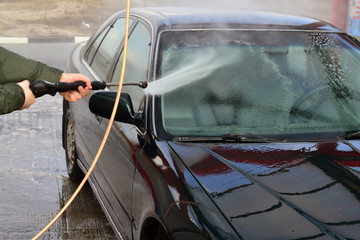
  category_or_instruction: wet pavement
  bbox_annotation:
[0,43,117,239]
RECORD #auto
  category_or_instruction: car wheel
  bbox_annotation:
[64,108,83,182]
[140,219,170,240]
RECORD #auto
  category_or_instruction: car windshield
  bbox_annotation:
[154,30,360,141]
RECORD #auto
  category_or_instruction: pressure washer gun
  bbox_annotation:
[29,79,148,98]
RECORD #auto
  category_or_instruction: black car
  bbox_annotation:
[63,7,360,240]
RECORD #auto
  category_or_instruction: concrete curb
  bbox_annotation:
[0,36,90,44]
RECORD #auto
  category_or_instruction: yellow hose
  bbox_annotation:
[32,0,131,239]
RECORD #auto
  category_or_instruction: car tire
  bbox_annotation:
[64,107,84,182]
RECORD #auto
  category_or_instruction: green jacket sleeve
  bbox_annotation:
[0,46,64,114]
[0,83,25,114]
[0,46,63,84]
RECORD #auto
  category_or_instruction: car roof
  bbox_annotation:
[127,7,342,32]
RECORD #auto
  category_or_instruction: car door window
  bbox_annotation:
[86,26,109,64]
[111,21,151,110]
[90,18,133,81]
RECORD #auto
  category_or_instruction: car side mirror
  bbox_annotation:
[89,91,141,125]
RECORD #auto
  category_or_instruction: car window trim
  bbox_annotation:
[84,16,137,69]
[107,17,154,83]
[111,18,153,137]
[106,18,139,83]
[88,26,112,66]
[84,21,114,63]
[83,14,154,137]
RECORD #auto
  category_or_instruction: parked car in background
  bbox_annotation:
[63,7,360,240]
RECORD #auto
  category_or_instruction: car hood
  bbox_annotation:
[168,140,360,239]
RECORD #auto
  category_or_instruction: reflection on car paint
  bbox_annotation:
[65,7,360,240]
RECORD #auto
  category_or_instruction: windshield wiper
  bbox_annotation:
[344,131,360,140]
[222,133,281,143]
[173,136,223,142]
[174,133,282,143]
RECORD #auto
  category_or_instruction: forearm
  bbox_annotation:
[0,47,91,114]
[0,47,63,84]
[0,83,25,114]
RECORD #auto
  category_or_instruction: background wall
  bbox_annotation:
[0,0,334,38]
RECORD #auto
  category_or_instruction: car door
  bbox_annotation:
[71,16,137,238]
[95,18,151,231]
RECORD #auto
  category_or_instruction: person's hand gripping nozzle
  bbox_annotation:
[29,79,148,98]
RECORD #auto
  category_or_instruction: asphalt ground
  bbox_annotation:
[0,43,117,239]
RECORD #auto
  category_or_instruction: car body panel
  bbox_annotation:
[132,139,241,239]
[168,141,360,239]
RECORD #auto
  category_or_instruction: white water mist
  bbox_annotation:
[144,49,238,95]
